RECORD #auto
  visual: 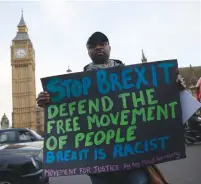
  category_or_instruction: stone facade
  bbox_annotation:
[36,106,44,135]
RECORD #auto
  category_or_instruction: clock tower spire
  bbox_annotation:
[141,49,147,63]
[10,11,37,131]
[13,10,30,42]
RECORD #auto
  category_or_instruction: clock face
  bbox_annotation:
[15,48,27,58]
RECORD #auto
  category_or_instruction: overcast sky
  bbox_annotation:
[0,0,200,125]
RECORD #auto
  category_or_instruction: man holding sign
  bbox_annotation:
[37,32,185,184]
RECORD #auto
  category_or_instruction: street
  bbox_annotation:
[50,143,201,184]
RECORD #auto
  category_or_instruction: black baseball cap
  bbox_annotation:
[87,31,109,45]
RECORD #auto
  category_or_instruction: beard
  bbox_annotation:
[92,52,109,64]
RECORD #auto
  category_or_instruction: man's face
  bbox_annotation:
[87,41,111,64]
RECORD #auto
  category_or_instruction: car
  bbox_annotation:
[0,141,49,184]
[0,128,43,144]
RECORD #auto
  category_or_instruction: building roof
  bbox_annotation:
[18,11,26,27]
[179,65,201,88]
[141,50,147,63]
[1,113,8,121]
[0,113,9,127]
[12,10,31,42]
[13,32,31,41]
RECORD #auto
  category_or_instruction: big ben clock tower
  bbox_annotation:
[11,11,37,131]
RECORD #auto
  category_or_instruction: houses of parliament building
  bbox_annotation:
[1,12,201,133]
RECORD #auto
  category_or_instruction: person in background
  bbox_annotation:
[196,77,201,102]
[37,32,185,184]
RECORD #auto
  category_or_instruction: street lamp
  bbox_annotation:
[66,66,72,73]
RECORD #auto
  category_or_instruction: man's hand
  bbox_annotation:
[36,91,50,108]
[176,74,186,91]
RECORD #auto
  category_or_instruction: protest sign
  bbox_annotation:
[41,59,186,177]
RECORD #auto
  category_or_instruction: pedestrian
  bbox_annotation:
[196,77,201,102]
[36,31,185,184]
